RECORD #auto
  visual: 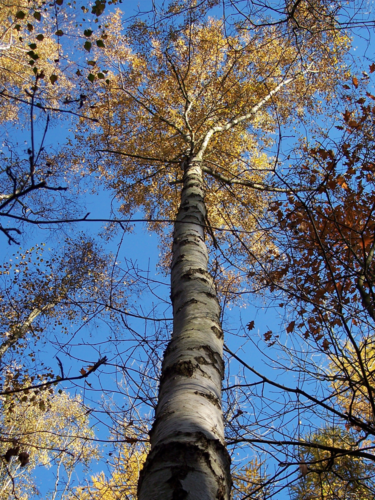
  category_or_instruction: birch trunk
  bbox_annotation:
[138,159,231,500]
[0,303,55,363]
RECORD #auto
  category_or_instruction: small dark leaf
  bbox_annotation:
[18,452,29,467]
[84,41,92,52]
[264,330,273,342]
[299,462,308,476]
[286,321,295,334]
[322,339,330,351]
[36,34,44,41]
[49,74,58,85]
[247,320,255,331]
[56,0,63,5]
[27,51,39,60]
[29,43,37,50]
[96,39,105,47]
[33,11,41,21]
[4,447,20,462]
[91,0,106,16]
[27,23,34,32]
[97,72,105,79]
[15,11,26,19]
[87,60,96,66]
[55,30,63,36]
[84,29,93,37]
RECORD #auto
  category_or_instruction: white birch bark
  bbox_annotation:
[0,303,55,363]
[138,158,231,500]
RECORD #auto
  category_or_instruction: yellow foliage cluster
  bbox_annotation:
[0,389,98,499]
[291,428,375,500]
[330,339,375,425]
[74,433,148,500]
[71,10,349,287]
[232,458,268,499]
[0,0,73,123]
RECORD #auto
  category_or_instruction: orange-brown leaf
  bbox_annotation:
[286,321,295,333]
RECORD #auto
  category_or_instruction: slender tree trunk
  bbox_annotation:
[138,159,231,499]
[0,303,55,363]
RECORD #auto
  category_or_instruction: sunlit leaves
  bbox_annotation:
[0,0,74,123]
[291,428,375,500]
[0,390,98,498]
[75,424,148,500]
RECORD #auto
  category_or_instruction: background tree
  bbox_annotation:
[0,388,98,499]
[224,69,375,496]
[290,427,375,500]
[0,236,128,377]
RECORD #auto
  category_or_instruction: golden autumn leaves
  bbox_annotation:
[70,10,349,289]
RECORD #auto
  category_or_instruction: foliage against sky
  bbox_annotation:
[0,389,98,499]
[70,5,349,293]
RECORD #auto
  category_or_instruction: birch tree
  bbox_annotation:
[69,4,350,497]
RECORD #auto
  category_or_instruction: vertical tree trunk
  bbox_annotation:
[138,159,231,500]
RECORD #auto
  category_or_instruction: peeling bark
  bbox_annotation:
[138,159,231,500]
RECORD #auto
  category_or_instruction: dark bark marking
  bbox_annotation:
[174,237,201,248]
[211,325,223,340]
[194,355,210,366]
[181,182,202,193]
[171,253,186,266]
[167,466,191,499]
[180,267,211,281]
[194,390,221,409]
[176,298,199,313]
[138,437,231,500]
[170,289,182,303]
[161,360,195,385]
[195,345,224,377]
